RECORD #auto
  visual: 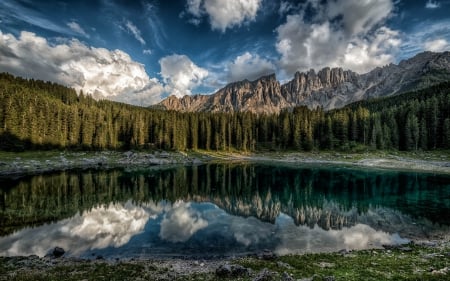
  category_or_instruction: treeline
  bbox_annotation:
[0,72,449,151]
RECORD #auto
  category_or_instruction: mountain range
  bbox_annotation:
[159,51,450,113]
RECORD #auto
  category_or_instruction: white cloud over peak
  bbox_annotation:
[326,0,393,36]
[424,38,449,52]
[276,0,399,75]
[67,21,89,38]
[227,52,276,82]
[186,0,262,32]
[159,54,208,97]
[124,20,146,45]
[0,30,164,105]
[342,27,401,73]
[425,0,440,9]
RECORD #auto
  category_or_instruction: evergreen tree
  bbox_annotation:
[419,117,428,150]
[405,114,419,151]
[443,118,450,149]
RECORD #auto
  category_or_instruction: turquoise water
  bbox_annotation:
[0,163,449,258]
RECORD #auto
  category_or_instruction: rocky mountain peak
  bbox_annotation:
[158,51,450,113]
[257,73,277,82]
[398,51,450,70]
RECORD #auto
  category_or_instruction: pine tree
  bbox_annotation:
[443,118,450,149]
[419,117,428,150]
[405,113,419,151]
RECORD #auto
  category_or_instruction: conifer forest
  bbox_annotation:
[1,72,449,152]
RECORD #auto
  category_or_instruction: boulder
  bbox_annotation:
[282,271,294,281]
[216,264,249,277]
[258,250,276,260]
[52,247,65,258]
[253,268,274,281]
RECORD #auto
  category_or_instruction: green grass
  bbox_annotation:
[236,245,450,281]
[1,244,449,281]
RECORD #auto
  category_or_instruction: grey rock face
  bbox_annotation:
[159,51,450,113]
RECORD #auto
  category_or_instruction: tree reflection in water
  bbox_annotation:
[0,164,449,257]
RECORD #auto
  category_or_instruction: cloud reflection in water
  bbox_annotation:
[0,201,150,257]
[159,201,208,242]
[274,213,409,255]
[0,200,413,258]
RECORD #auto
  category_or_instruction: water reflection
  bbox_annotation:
[0,163,449,257]
[0,200,411,257]
[0,201,150,257]
[159,201,208,242]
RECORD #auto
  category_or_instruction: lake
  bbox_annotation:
[0,163,449,259]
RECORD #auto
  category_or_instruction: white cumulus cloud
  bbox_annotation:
[326,0,394,36]
[159,54,208,97]
[186,0,203,17]
[342,27,401,73]
[227,52,276,82]
[0,30,164,105]
[425,0,440,9]
[276,0,399,75]
[185,0,262,32]
[424,38,449,52]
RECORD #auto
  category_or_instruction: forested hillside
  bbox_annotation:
[0,72,449,152]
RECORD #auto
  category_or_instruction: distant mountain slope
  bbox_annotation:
[159,51,450,113]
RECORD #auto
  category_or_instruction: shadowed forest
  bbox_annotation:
[1,72,449,152]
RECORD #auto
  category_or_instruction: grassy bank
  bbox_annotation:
[0,243,449,281]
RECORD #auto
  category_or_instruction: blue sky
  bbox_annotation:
[0,0,449,105]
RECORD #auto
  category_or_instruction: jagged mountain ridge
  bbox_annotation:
[159,51,450,113]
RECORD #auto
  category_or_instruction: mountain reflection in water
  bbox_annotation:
[0,200,410,257]
[0,163,449,258]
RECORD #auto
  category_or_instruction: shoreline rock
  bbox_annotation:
[1,239,449,280]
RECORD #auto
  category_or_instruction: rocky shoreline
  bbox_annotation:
[1,240,449,281]
[0,150,449,177]
[0,150,209,177]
